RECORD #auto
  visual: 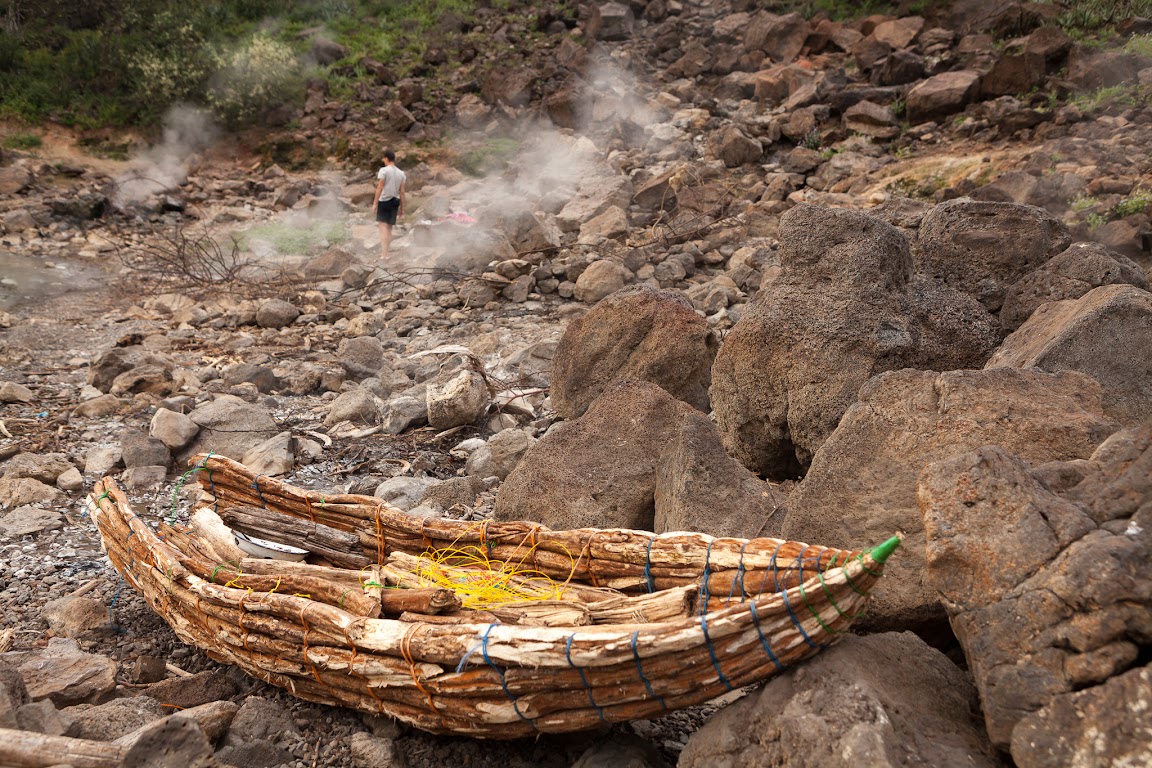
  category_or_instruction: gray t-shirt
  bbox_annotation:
[377,165,406,201]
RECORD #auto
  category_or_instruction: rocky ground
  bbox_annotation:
[2,0,1152,767]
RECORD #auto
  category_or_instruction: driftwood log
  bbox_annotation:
[85,459,901,739]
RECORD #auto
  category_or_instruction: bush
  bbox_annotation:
[2,132,42,149]
[206,34,302,128]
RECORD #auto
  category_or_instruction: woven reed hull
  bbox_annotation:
[87,458,898,739]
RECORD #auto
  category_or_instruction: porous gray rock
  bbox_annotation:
[783,367,1116,630]
[0,477,62,509]
[339,336,386,380]
[222,362,279,394]
[64,696,166,741]
[120,429,172,469]
[1000,241,1148,330]
[551,285,718,420]
[0,505,64,538]
[150,408,201,452]
[224,695,299,747]
[375,476,440,512]
[495,381,698,531]
[679,632,999,768]
[2,452,74,484]
[325,388,385,426]
[920,426,1152,753]
[987,284,1152,426]
[255,299,300,329]
[181,395,279,461]
[914,198,1072,313]
[711,203,999,478]
[464,429,536,480]
[0,381,34,403]
[349,732,410,768]
[425,370,489,429]
[240,431,296,476]
[573,260,633,304]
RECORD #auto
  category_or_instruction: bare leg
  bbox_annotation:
[378,222,393,259]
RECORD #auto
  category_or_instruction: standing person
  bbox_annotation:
[373,149,406,260]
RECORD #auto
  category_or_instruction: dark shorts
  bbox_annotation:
[376,197,400,225]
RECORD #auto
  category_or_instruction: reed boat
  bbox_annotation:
[86,453,899,739]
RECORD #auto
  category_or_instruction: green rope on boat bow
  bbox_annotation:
[867,534,902,565]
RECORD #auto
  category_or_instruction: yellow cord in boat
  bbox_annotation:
[415,538,576,610]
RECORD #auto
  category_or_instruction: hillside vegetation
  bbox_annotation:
[5,0,1150,132]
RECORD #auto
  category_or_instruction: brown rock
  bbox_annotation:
[19,638,117,706]
[710,126,762,167]
[920,428,1151,749]
[572,260,633,304]
[744,11,810,64]
[914,198,1072,313]
[981,51,1047,98]
[680,632,999,768]
[784,367,1116,630]
[551,285,717,419]
[905,70,981,122]
[987,284,1152,426]
[655,411,786,539]
[1011,665,1152,768]
[41,597,110,639]
[0,477,62,509]
[711,204,999,478]
[495,381,697,531]
[872,16,924,49]
[143,671,240,712]
[843,100,900,139]
[995,241,1147,329]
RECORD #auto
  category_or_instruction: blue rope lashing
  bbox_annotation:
[565,634,606,722]
[251,475,268,507]
[480,623,531,724]
[700,609,734,692]
[630,631,666,710]
[780,582,821,650]
[748,601,784,671]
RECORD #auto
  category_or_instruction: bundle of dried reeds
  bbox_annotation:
[86,458,899,739]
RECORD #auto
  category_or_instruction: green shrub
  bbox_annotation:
[206,34,302,128]
[2,132,42,149]
[1114,188,1152,218]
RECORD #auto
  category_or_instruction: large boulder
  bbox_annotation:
[914,198,1072,314]
[496,381,783,536]
[179,395,280,461]
[495,381,696,531]
[711,204,999,478]
[905,70,981,122]
[920,427,1152,758]
[551,286,718,420]
[655,411,786,539]
[744,11,810,64]
[1000,241,1148,330]
[678,632,999,768]
[783,368,1117,631]
[555,174,634,233]
[1011,665,1152,768]
[987,285,1152,426]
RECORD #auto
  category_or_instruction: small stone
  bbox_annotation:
[42,597,110,639]
[84,445,123,476]
[56,467,83,492]
[120,466,168,490]
[0,381,34,403]
[255,299,300,329]
[350,732,410,768]
[150,408,201,452]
